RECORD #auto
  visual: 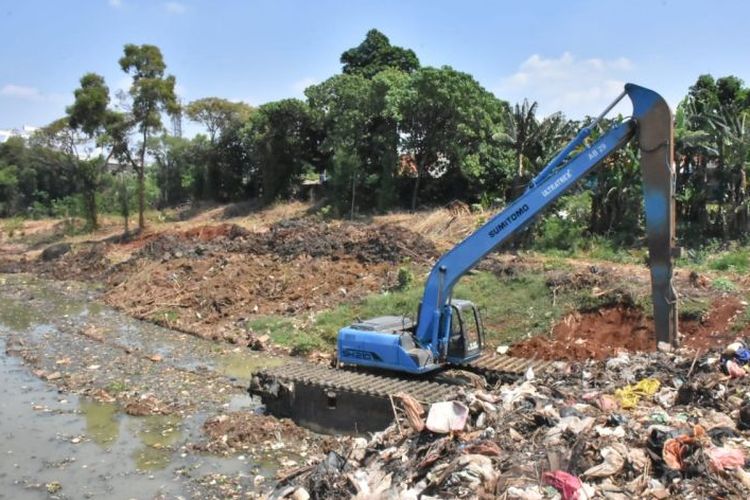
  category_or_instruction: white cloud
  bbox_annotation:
[497,52,635,118]
[1,84,43,101]
[108,0,122,8]
[291,77,318,96]
[164,2,186,14]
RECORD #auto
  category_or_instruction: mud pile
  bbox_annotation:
[274,345,750,499]
[510,297,747,362]
[102,219,435,343]
[133,219,437,265]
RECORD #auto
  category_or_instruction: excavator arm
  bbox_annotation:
[337,83,678,374]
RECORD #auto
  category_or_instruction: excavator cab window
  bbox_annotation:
[462,304,483,357]
[447,302,483,360]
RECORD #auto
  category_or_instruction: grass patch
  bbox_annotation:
[105,380,128,393]
[245,315,325,355]
[533,238,644,265]
[712,277,737,292]
[708,249,750,273]
[680,297,710,321]
[2,217,24,238]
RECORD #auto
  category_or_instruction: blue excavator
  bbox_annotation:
[336,83,679,375]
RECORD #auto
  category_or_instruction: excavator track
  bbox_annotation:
[249,354,557,434]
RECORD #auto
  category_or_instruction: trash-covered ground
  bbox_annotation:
[275,343,750,499]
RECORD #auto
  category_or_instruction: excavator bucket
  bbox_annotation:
[626,83,679,346]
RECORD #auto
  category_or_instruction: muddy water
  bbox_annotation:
[0,274,288,498]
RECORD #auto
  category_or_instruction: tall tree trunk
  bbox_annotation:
[138,130,147,230]
[83,183,98,231]
[120,172,130,235]
[410,169,421,212]
[350,172,356,220]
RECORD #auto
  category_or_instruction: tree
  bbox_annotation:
[242,99,315,204]
[63,73,113,229]
[395,66,505,209]
[185,97,252,144]
[307,73,375,216]
[118,44,179,229]
[185,98,253,201]
[341,29,419,79]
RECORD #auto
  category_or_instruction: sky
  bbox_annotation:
[1,0,749,134]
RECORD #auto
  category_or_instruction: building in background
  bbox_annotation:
[0,125,38,143]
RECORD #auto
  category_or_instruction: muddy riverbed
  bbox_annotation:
[0,274,322,499]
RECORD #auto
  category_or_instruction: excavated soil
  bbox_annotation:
[510,297,747,361]
[100,218,436,342]
[128,219,436,265]
[105,254,394,342]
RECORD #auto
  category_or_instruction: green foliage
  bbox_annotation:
[242,98,316,204]
[394,66,507,209]
[680,297,710,321]
[395,266,414,291]
[708,248,750,272]
[5,32,750,258]
[341,29,419,78]
[245,316,324,355]
[185,97,252,144]
[119,43,179,229]
[2,217,23,237]
[712,277,737,292]
[534,192,592,251]
[0,163,19,216]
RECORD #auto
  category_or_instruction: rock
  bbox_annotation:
[657,341,673,353]
[41,243,71,261]
[290,487,310,500]
[251,334,271,351]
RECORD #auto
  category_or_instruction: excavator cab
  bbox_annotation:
[446,299,484,363]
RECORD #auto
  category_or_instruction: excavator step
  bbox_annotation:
[249,354,557,434]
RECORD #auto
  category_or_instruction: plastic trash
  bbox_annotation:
[707,447,746,471]
[425,401,469,434]
[542,470,582,500]
[583,444,627,478]
[614,378,661,409]
[726,360,746,378]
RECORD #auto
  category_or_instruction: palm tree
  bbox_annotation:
[497,99,540,179]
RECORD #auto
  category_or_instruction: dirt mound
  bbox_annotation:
[681,297,746,350]
[260,219,435,264]
[104,254,396,342]
[510,305,655,361]
[130,219,436,265]
[510,297,747,362]
[197,412,308,455]
[36,244,110,281]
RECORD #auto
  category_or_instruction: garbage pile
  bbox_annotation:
[272,342,750,499]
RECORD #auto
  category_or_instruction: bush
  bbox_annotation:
[534,193,591,251]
